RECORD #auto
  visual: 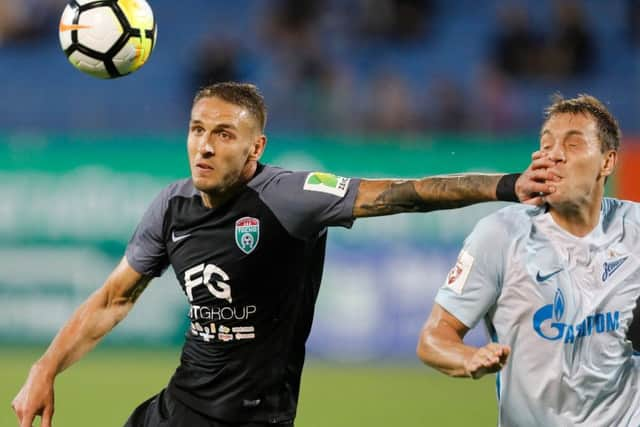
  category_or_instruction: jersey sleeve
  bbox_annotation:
[435,214,507,328]
[253,169,360,240]
[125,186,170,277]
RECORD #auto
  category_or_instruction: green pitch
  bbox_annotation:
[1,347,497,426]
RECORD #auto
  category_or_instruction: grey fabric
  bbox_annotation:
[248,166,359,240]
[125,166,359,274]
[125,179,195,276]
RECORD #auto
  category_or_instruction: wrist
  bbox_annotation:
[496,173,521,202]
[31,358,58,381]
[461,357,473,378]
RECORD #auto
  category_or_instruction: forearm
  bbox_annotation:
[35,286,138,378]
[416,328,476,378]
[354,174,505,217]
[413,173,504,207]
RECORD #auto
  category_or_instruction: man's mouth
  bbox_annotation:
[195,162,213,171]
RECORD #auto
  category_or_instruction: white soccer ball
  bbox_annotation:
[58,0,157,79]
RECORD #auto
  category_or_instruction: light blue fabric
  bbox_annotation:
[436,199,640,427]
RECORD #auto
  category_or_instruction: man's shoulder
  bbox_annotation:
[481,203,543,230]
[463,204,541,247]
[140,178,197,218]
[248,164,292,190]
[160,178,198,200]
[603,197,640,214]
[603,197,640,225]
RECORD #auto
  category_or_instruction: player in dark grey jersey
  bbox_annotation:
[13,82,554,427]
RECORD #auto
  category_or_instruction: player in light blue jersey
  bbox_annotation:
[417,94,640,426]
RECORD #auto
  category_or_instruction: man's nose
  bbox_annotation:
[198,138,215,155]
[547,144,565,162]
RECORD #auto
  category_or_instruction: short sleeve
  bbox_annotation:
[250,169,360,240]
[125,187,170,277]
[435,214,507,328]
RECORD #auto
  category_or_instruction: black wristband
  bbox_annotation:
[496,173,521,202]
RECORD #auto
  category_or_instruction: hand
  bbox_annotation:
[515,151,559,205]
[464,343,510,379]
[12,365,55,427]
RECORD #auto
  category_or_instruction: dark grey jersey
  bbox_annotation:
[125,164,359,423]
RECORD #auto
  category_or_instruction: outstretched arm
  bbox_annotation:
[353,151,555,218]
[12,257,151,427]
[354,174,503,217]
[417,304,510,379]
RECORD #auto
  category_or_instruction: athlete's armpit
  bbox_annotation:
[352,175,502,218]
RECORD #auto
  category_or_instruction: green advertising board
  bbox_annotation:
[0,133,540,350]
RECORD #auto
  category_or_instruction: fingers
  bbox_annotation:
[520,179,555,196]
[466,344,510,379]
[42,406,54,427]
[529,156,555,171]
[11,397,23,425]
[521,196,545,206]
[13,385,52,427]
[527,167,559,183]
[13,400,35,427]
[486,343,511,359]
[498,347,510,365]
[481,344,506,365]
[516,150,560,204]
[18,410,35,427]
[515,174,555,203]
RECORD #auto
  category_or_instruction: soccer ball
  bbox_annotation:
[58,0,157,79]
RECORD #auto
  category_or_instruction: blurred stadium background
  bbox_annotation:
[1,0,639,426]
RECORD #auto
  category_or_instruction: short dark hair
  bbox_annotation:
[193,82,267,131]
[543,94,621,152]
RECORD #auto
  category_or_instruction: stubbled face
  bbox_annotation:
[540,112,615,210]
[187,96,264,196]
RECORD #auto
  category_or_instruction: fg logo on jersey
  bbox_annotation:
[235,217,260,254]
[184,263,232,303]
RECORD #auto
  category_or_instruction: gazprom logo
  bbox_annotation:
[533,288,620,344]
[553,288,565,321]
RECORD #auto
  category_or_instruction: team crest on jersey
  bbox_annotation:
[445,250,474,295]
[235,217,260,254]
[602,256,628,282]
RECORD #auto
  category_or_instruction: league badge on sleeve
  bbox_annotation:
[445,250,474,295]
[235,217,260,254]
[303,172,350,197]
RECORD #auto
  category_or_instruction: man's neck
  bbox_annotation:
[200,161,259,209]
[549,197,603,238]
[200,185,241,209]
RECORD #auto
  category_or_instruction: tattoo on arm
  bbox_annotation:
[122,279,150,304]
[354,175,502,217]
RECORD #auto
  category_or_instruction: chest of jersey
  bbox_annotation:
[161,190,317,344]
[489,208,640,425]
[496,227,640,354]
[166,192,313,298]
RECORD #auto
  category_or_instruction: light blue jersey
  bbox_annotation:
[436,198,640,427]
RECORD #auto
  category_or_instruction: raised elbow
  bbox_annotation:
[416,329,436,366]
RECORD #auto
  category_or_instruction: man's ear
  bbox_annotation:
[601,150,617,178]
[249,135,267,161]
